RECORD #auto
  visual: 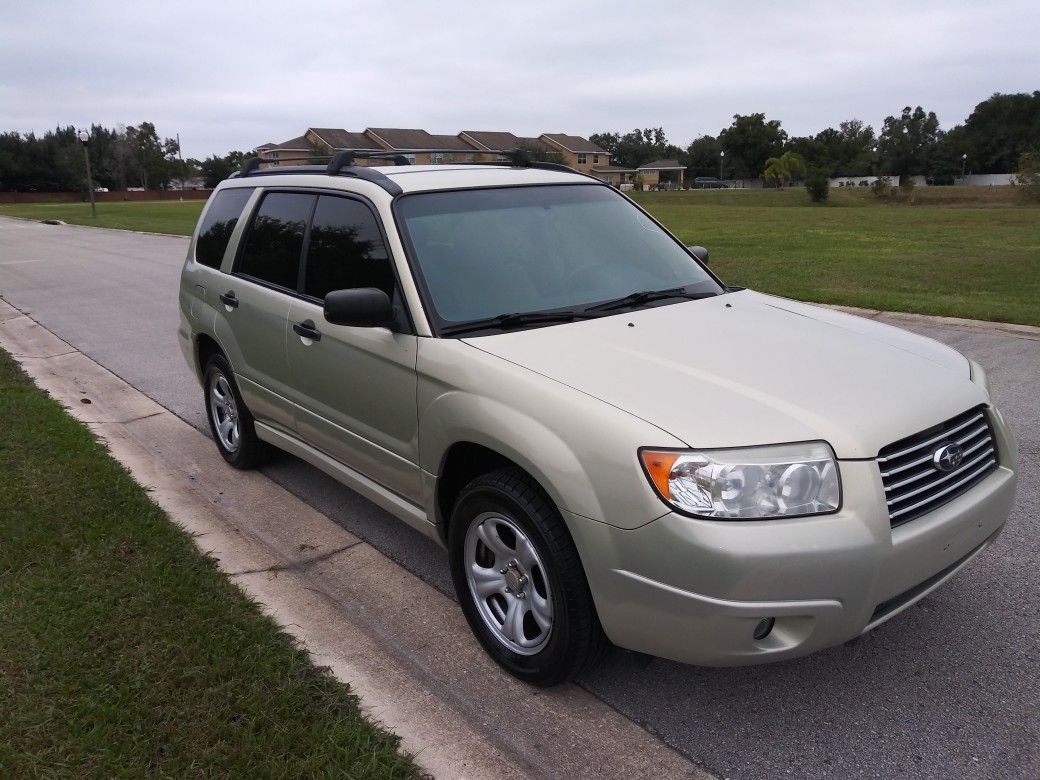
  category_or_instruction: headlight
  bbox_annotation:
[640,442,841,519]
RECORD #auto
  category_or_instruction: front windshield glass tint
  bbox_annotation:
[396,185,720,324]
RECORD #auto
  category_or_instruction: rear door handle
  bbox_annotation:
[219,291,239,309]
[293,320,322,342]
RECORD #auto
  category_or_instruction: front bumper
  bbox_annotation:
[568,410,1018,666]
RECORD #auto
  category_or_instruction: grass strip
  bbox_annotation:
[0,201,202,235]
[0,349,419,779]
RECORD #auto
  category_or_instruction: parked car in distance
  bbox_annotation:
[693,176,726,189]
[178,152,1018,685]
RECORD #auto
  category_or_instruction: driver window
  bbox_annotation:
[303,196,394,300]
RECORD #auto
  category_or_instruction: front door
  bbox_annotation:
[285,194,421,504]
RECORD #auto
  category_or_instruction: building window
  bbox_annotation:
[577,153,587,164]
[270,151,279,159]
[593,155,600,164]
[430,153,445,164]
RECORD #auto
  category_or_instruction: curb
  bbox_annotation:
[819,303,1040,340]
[0,298,713,780]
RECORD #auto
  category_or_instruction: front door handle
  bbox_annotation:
[219,291,239,309]
[293,320,322,342]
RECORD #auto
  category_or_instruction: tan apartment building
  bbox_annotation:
[254,127,614,176]
[636,159,686,189]
[539,134,610,175]
[253,135,314,166]
[364,128,481,164]
[590,165,637,186]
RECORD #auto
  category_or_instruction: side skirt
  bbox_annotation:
[254,422,441,545]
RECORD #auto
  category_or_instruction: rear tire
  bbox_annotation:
[203,354,268,469]
[448,467,607,686]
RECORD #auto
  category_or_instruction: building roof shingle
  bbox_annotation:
[308,128,381,150]
[637,158,685,170]
[540,133,607,154]
[460,130,523,150]
[427,133,482,151]
[363,128,438,150]
[266,134,312,151]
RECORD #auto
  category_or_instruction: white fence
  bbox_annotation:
[957,173,1015,186]
[829,173,1016,188]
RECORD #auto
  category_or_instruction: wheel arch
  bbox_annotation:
[427,399,608,544]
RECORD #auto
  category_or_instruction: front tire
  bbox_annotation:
[448,467,607,685]
[203,354,268,469]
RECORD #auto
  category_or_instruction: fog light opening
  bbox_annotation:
[753,617,775,641]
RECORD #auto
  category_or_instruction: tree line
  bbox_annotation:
[2,91,1036,192]
[0,122,252,193]
[590,91,1040,183]
[0,123,195,193]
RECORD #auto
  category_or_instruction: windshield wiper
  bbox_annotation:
[582,287,718,314]
[440,310,598,337]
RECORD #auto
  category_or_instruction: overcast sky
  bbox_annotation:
[2,1,1037,159]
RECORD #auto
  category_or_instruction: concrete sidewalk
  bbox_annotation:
[0,299,710,780]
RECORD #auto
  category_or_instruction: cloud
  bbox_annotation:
[2,0,1037,157]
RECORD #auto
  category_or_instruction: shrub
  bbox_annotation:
[872,176,894,197]
[899,175,916,204]
[1012,149,1040,202]
[804,169,830,203]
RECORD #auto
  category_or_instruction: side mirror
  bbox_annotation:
[324,288,394,328]
[687,245,709,265]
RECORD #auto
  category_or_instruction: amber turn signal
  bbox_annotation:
[640,450,680,499]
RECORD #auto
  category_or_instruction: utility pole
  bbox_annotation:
[177,132,185,198]
[77,129,97,218]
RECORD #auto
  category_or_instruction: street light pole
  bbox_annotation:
[719,150,725,181]
[77,129,97,218]
[961,153,967,178]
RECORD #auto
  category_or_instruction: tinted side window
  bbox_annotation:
[236,192,315,290]
[195,188,252,268]
[303,196,394,300]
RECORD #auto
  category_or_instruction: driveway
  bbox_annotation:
[1,216,1036,779]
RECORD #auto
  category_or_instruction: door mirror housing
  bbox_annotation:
[323,288,394,328]
[687,245,709,265]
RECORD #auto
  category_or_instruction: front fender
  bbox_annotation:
[421,390,607,521]
[417,339,685,529]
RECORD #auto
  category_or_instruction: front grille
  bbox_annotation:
[878,406,998,527]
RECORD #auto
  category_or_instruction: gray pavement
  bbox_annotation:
[2,216,1037,780]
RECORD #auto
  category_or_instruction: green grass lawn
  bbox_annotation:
[2,187,1038,325]
[0,200,203,235]
[632,188,1040,326]
[0,349,419,778]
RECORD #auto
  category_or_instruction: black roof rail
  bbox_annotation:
[233,157,263,178]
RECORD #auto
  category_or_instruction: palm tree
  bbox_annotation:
[764,151,807,189]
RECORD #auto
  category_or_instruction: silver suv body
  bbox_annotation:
[178,157,1018,684]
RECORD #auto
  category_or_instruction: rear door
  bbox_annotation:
[285,193,421,504]
[214,190,315,432]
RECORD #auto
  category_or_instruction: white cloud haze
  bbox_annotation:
[1,0,1037,158]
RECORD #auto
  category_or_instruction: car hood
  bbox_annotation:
[463,291,985,459]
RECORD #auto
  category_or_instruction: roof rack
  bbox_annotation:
[232,148,578,196]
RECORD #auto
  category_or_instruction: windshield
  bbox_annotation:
[395,184,722,330]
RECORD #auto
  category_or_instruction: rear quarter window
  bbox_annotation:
[195,188,253,269]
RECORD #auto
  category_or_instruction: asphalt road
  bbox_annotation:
[2,216,1036,780]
